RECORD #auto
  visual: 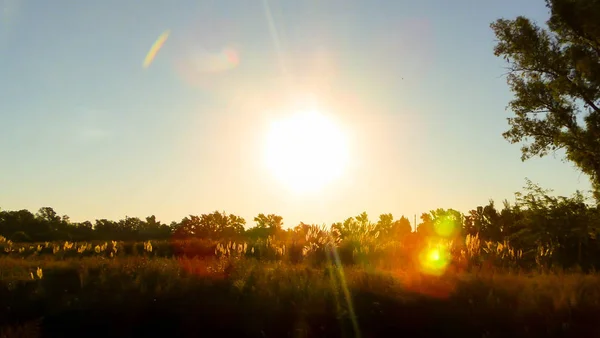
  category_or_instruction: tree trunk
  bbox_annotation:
[592,161,600,204]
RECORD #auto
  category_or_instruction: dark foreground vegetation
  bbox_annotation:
[2,249,600,337]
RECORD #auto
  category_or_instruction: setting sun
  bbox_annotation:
[263,109,350,194]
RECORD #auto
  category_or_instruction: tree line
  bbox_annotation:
[0,205,407,243]
[2,179,600,268]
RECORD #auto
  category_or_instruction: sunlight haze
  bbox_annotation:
[263,107,351,195]
[0,0,592,227]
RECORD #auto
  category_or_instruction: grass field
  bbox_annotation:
[1,238,600,337]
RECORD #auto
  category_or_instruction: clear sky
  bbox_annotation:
[0,0,592,228]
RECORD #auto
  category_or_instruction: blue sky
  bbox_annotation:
[0,0,592,228]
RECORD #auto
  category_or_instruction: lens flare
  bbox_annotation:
[419,246,450,276]
[433,216,459,238]
[189,47,239,73]
[143,30,170,69]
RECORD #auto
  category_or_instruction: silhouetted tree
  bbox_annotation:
[247,213,283,239]
[71,221,94,241]
[94,219,119,240]
[465,201,504,241]
[491,0,600,201]
[511,179,599,268]
[417,213,434,236]
[391,216,413,238]
[376,213,394,237]
[376,214,412,239]
[0,209,38,241]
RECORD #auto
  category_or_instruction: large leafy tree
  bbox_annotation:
[511,179,598,266]
[246,213,283,239]
[464,201,503,241]
[491,0,600,200]
[375,214,412,239]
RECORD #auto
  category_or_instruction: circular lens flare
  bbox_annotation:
[419,246,450,276]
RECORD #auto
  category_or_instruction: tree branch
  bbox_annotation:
[510,65,600,115]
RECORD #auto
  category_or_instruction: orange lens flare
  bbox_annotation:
[418,246,450,276]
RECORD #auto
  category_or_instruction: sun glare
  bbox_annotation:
[263,109,350,194]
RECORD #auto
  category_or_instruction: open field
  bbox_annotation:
[3,0,600,336]
[1,239,600,337]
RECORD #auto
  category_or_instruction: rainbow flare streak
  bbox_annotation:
[143,30,170,69]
